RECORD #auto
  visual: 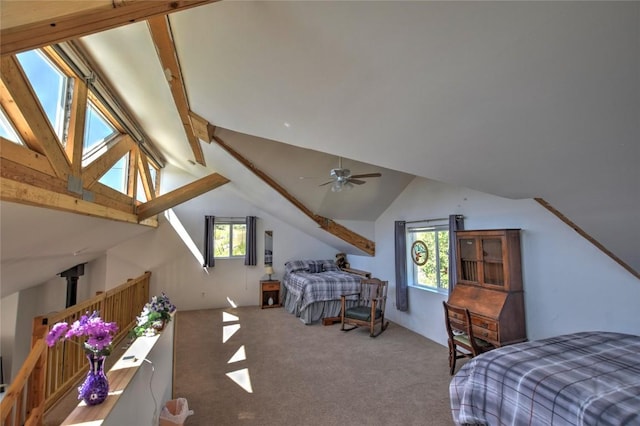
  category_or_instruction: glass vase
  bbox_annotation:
[78,352,109,405]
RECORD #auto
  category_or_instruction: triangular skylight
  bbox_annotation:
[99,153,129,194]
[0,107,24,145]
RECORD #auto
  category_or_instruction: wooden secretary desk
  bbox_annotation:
[447,229,527,347]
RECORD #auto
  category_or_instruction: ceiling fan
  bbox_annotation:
[318,157,382,192]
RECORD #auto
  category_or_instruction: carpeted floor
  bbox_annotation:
[174,306,457,426]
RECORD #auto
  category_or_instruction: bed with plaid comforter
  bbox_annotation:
[284,270,362,311]
[282,259,364,324]
[450,331,640,426]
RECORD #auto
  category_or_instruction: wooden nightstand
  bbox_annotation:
[260,280,282,309]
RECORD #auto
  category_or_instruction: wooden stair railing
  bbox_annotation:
[0,339,47,426]
[0,271,151,426]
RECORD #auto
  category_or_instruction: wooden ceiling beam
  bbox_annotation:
[137,148,156,200]
[535,198,639,280]
[66,77,88,177]
[0,137,55,176]
[211,133,376,256]
[137,172,230,221]
[82,134,135,189]
[1,0,221,56]
[0,155,156,225]
[147,15,205,166]
[128,146,139,201]
[1,155,138,213]
[189,111,216,143]
[0,55,71,179]
[1,176,156,227]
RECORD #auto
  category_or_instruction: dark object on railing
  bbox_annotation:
[59,263,86,308]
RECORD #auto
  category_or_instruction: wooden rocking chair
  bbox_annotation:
[340,278,389,337]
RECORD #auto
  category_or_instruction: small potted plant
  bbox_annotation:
[132,292,176,338]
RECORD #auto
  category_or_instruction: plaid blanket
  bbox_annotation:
[283,270,362,311]
[450,331,640,426]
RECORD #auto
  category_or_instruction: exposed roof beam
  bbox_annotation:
[137,173,230,221]
[189,111,216,143]
[66,77,88,177]
[535,198,639,279]
[147,15,206,165]
[82,134,135,189]
[1,0,221,56]
[0,137,55,176]
[0,55,71,179]
[0,153,148,217]
[0,177,156,227]
[137,147,156,200]
[212,132,376,256]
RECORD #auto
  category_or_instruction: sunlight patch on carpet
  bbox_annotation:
[228,345,246,364]
[226,368,253,393]
[222,324,240,343]
[223,312,239,322]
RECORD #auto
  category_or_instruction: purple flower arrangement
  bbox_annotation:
[46,311,119,356]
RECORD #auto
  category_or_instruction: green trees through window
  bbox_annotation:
[407,225,449,293]
[214,222,246,258]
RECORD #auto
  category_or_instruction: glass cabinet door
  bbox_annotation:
[481,238,504,287]
[458,238,479,282]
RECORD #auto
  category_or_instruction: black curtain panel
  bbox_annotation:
[394,220,408,312]
[204,215,215,268]
[448,214,464,292]
[245,216,257,266]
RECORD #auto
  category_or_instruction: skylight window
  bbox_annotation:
[8,45,164,208]
[0,108,23,145]
[16,49,71,144]
[84,101,117,154]
[99,154,129,194]
[136,173,147,202]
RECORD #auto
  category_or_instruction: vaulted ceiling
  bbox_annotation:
[1,1,638,296]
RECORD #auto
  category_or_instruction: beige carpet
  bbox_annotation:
[174,307,457,426]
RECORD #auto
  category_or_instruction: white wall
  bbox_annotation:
[349,177,640,347]
[0,293,18,383]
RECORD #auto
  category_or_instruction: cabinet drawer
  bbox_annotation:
[449,311,464,322]
[262,283,279,291]
[472,326,497,342]
[471,316,497,331]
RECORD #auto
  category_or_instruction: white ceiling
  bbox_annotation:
[1,1,638,296]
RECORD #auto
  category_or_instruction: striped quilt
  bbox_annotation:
[450,331,640,426]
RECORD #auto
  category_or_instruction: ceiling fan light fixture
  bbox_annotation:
[331,181,343,192]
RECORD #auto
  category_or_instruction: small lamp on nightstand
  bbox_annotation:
[265,265,274,281]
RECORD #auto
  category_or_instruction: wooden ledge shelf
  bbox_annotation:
[61,314,175,426]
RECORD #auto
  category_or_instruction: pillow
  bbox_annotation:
[322,259,340,272]
[285,260,311,274]
[308,263,322,273]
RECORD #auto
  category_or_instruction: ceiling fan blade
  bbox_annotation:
[348,179,366,185]
[350,173,382,179]
[319,181,334,186]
